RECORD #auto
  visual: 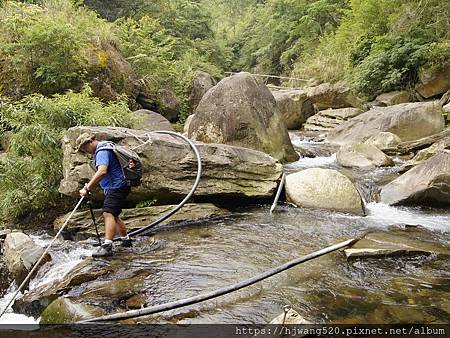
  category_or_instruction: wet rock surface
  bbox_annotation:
[345,230,450,259]
[40,297,105,324]
[54,203,228,239]
[269,308,311,324]
[13,258,112,317]
[4,232,51,287]
[381,150,450,206]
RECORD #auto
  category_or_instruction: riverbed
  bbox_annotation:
[1,135,449,324]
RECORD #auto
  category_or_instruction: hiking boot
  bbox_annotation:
[121,238,132,247]
[92,243,113,257]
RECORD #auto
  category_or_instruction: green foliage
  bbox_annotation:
[0,0,114,97]
[221,0,347,77]
[136,198,157,208]
[350,36,426,99]
[0,86,136,220]
[115,13,224,121]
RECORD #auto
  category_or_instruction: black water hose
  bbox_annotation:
[117,130,202,240]
[78,238,357,323]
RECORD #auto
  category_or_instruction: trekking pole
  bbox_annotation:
[86,192,102,247]
[0,196,85,319]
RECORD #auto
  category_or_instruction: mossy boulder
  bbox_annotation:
[40,297,105,324]
[188,72,298,163]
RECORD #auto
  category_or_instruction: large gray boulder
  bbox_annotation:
[188,71,216,114]
[133,109,174,132]
[328,102,445,144]
[375,90,412,106]
[336,143,394,168]
[54,203,228,239]
[303,107,363,132]
[415,66,450,99]
[404,136,450,169]
[187,72,299,163]
[4,232,51,287]
[306,82,363,110]
[380,150,450,206]
[364,132,402,151]
[59,126,283,203]
[285,168,365,215]
[271,89,315,129]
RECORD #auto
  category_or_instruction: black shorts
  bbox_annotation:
[103,187,131,217]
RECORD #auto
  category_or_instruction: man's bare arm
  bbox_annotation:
[80,165,108,195]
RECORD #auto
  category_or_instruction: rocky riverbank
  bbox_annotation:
[1,72,449,324]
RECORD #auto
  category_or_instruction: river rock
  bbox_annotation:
[415,66,450,98]
[328,101,445,144]
[285,168,365,215]
[0,257,13,296]
[188,72,298,163]
[13,258,113,317]
[133,109,174,132]
[54,203,228,240]
[270,308,311,324]
[364,132,402,151]
[444,102,450,113]
[4,232,51,287]
[59,126,282,203]
[375,91,412,106]
[158,89,181,122]
[188,71,216,114]
[404,136,450,169]
[306,82,363,110]
[380,150,450,206]
[40,297,105,324]
[336,143,394,168]
[183,114,195,136]
[271,89,315,129]
[87,41,139,103]
[303,107,363,131]
[345,231,450,259]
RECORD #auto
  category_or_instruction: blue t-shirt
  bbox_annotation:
[95,142,127,194]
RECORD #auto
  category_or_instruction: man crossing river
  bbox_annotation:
[76,133,132,257]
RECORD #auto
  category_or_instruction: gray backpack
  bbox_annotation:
[94,142,143,187]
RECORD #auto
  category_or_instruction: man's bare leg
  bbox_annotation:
[115,217,127,237]
[103,212,116,241]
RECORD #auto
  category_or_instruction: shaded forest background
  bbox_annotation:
[0,0,449,220]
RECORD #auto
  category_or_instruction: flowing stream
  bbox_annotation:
[1,134,449,324]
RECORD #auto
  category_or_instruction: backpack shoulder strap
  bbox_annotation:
[95,141,116,156]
